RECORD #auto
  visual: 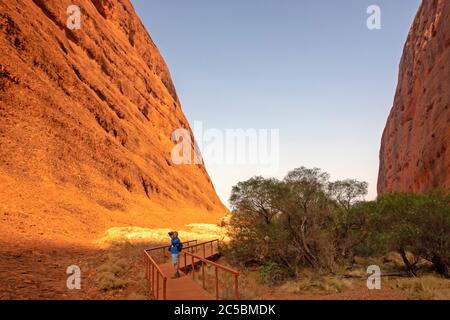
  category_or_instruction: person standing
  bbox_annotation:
[168,231,182,278]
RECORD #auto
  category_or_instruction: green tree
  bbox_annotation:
[281,167,335,271]
[372,192,450,277]
[328,179,369,261]
[227,176,287,266]
[225,166,450,282]
[411,191,450,277]
[373,193,423,275]
[229,176,285,225]
[328,179,368,211]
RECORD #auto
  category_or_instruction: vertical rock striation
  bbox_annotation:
[378,0,450,194]
[0,0,225,242]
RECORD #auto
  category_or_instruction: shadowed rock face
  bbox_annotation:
[378,0,450,194]
[0,0,225,243]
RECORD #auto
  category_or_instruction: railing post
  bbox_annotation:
[144,252,147,277]
[148,260,151,290]
[184,253,187,273]
[156,273,160,300]
[202,261,206,289]
[215,266,219,300]
[144,254,147,286]
[211,241,213,255]
[150,263,152,294]
[234,274,240,300]
[163,277,167,300]
[151,264,155,296]
[203,244,206,258]
[191,255,195,280]
[147,261,152,293]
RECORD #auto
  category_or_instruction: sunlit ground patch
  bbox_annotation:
[98,223,229,245]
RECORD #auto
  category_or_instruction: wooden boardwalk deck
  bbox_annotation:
[149,242,218,300]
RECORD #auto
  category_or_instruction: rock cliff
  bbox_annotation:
[378,0,450,194]
[0,0,225,244]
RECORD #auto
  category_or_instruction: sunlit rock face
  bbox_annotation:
[0,0,225,244]
[378,0,450,194]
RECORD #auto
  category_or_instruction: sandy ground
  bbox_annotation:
[1,216,446,300]
[0,222,228,299]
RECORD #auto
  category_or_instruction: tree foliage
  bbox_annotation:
[370,191,450,277]
[224,166,450,283]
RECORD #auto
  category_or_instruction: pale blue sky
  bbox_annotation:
[131,0,421,206]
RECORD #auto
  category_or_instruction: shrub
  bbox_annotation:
[258,262,286,286]
[225,167,369,281]
[390,275,450,300]
[97,251,130,291]
[371,191,450,277]
[98,271,129,291]
[224,166,450,283]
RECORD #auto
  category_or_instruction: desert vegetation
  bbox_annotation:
[95,241,151,299]
[222,166,450,297]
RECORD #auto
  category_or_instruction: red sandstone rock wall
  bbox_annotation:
[0,0,225,243]
[378,0,450,194]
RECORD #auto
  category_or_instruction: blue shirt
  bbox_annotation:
[170,238,180,254]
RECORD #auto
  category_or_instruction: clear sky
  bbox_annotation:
[131,0,421,206]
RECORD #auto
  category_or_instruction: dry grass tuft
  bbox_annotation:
[390,275,450,300]
[98,272,129,291]
[97,250,130,291]
[95,241,151,297]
